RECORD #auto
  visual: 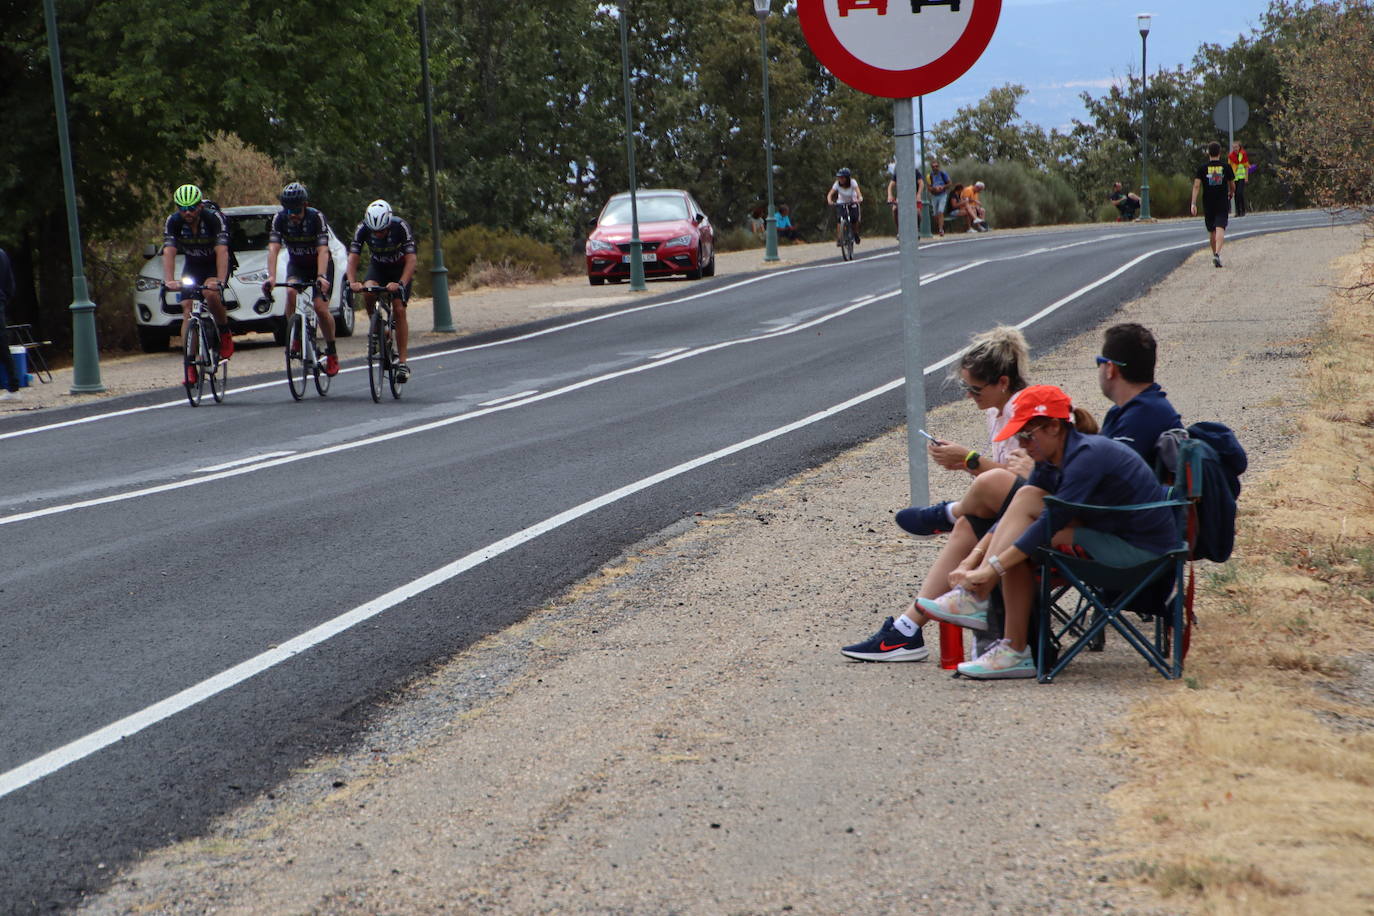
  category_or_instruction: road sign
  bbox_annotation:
[1212,94,1249,133]
[798,0,1002,99]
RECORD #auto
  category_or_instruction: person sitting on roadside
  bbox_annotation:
[946,183,966,231]
[960,181,988,232]
[841,326,1044,662]
[748,207,766,237]
[918,385,1179,680]
[1098,322,1181,467]
[1109,182,1142,221]
[775,205,802,242]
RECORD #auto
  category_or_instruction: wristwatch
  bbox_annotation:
[965,450,981,471]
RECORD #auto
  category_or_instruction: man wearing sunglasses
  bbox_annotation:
[264,181,339,376]
[162,184,234,384]
[1097,323,1181,468]
[346,199,417,382]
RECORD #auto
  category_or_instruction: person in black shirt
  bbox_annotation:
[264,182,338,375]
[1190,141,1235,268]
[345,199,418,382]
[163,184,234,383]
[1108,181,1141,220]
[0,246,19,399]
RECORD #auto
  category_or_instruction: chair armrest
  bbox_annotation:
[1042,495,1189,514]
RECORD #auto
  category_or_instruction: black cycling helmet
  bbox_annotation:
[280,182,308,207]
[836,168,852,179]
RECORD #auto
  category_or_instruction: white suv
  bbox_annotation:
[133,205,356,352]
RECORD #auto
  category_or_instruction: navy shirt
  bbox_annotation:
[0,247,14,307]
[1100,383,1182,467]
[1014,427,1178,558]
[269,207,331,260]
[349,217,417,266]
[162,209,229,261]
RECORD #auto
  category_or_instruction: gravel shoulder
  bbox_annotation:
[77,221,1366,914]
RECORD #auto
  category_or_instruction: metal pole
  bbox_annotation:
[418,0,455,332]
[917,96,932,239]
[618,2,646,292]
[42,0,104,394]
[759,13,779,262]
[894,98,928,505]
[1138,31,1152,220]
[1227,97,1235,215]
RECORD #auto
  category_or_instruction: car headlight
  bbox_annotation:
[135,277,162,291]
[664,235,694,248]
[587,238,617,253]
[237,269,268,284]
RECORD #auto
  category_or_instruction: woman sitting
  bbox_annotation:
[917,385,1179,680]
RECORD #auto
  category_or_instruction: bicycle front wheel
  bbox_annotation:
[842,224,855,261]
[312,326,331,397]
[184,322,205,407]
[367,312,385,403]
[207,320,228,403]
[285,316,308,401]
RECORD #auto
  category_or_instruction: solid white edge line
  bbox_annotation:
[478,390,540,407]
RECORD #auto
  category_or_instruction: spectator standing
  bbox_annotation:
[1097,323,1182,467]
[0,246,19,400]
[927,159,951,237]
[1109,181,1141,220]
[1228,141,1251,216]
[1190,141,1235,268]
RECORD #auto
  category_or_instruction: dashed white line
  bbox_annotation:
[649,347,689,360]
[198,451,295,473]
[478,390,540,407]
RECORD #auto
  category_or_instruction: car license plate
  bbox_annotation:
[621,253,657,262]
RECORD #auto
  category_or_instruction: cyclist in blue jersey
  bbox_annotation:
[263,182,339,376]
[345,200,418,382]
[163,184,233,384]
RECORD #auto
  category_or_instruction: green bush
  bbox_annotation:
[715,227,765,252]
[413,225,562,296]
[945,158,1083,229]
[1144,173,1194,220]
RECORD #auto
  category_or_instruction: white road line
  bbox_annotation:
[648,347,689,360]
[198,451,295,473]
[478,390,539,407]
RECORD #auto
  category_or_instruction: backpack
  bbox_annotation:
[1156,423,1247,562]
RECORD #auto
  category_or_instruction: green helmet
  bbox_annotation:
[174,184,203,208]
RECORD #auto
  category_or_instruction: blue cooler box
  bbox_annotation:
[0,345,33,388]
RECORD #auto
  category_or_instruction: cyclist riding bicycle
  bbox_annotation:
[163,184,233,385]
[262,181,339,376]
[826,167,863,246]
[345,200,418,383]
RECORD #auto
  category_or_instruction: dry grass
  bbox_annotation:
[1111,240,1374,914]
[461,259,540,290]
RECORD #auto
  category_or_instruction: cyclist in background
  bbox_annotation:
[826,168,863,246]
[263,181,339,376]
[163,184,233,385]
[346,200,417,383]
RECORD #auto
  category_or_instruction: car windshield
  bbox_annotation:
[228,214,273,251]
[599,196,690,226]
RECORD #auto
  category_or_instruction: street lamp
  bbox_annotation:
[42,0,104,393]
[1138,12,1152,220]
[418,0,455,332]
[754,0,779,262]
[617,0,647,292]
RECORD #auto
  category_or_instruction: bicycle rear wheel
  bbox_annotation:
[285,316,308,401]
[367,312,385,403]
[184,322,205,407]
[207,319,228,403]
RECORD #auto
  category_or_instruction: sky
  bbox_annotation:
[912,0,1275,133]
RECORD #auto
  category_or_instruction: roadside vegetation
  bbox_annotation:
[4,0,1371,362]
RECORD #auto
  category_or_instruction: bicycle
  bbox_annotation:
[835,203,856,262]
[361,283,405,402]
[274,280,332,400]
[162,281,228,407]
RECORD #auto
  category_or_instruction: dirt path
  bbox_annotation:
[73,221,1365,914]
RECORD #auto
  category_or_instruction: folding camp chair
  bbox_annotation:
[1033,439,1205,683]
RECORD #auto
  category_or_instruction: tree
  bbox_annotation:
[931,84,1059,168]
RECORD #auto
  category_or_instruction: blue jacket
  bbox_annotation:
[1100,383,1182,466]
[1014,427,1178,558]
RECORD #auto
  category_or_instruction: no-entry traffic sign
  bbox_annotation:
[798,0,1001,99]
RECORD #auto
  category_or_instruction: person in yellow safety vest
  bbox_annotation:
[1228,142,1251,216]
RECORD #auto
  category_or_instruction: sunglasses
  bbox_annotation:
[1095,355,1126,367]
[178,204,199,212]
[960,380,985,395]
[1014,422,1053,444]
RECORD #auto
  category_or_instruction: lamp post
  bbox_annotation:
[418,0,455,332]
[754,0,779,262]
[617,0,647,292]
[42,0,104,393]
[1138,12,1152,221]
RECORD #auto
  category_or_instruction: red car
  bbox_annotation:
[585,189,716,285]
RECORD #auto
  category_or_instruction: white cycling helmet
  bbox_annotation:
[364,199,393,232]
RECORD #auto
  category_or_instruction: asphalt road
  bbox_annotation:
[0,211,1340,910]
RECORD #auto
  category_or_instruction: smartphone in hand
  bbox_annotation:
[917,428,941,445]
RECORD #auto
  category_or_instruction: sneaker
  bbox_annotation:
[219,333,234,359]
[956,639,1034,680]
[967,227,978,234]
[395,362,410,383]
[289,338,301,356]
[895,502,952,538]
[0,389,20,401]
[854,235,861,245]
[1213,254,1223,268]
[917,586,990,631]
[325,354,340,377]
[840,616,929,662]
[184,364,198,386]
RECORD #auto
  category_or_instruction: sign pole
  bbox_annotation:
[1227,96,1235,215]
[893,97,927,506]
